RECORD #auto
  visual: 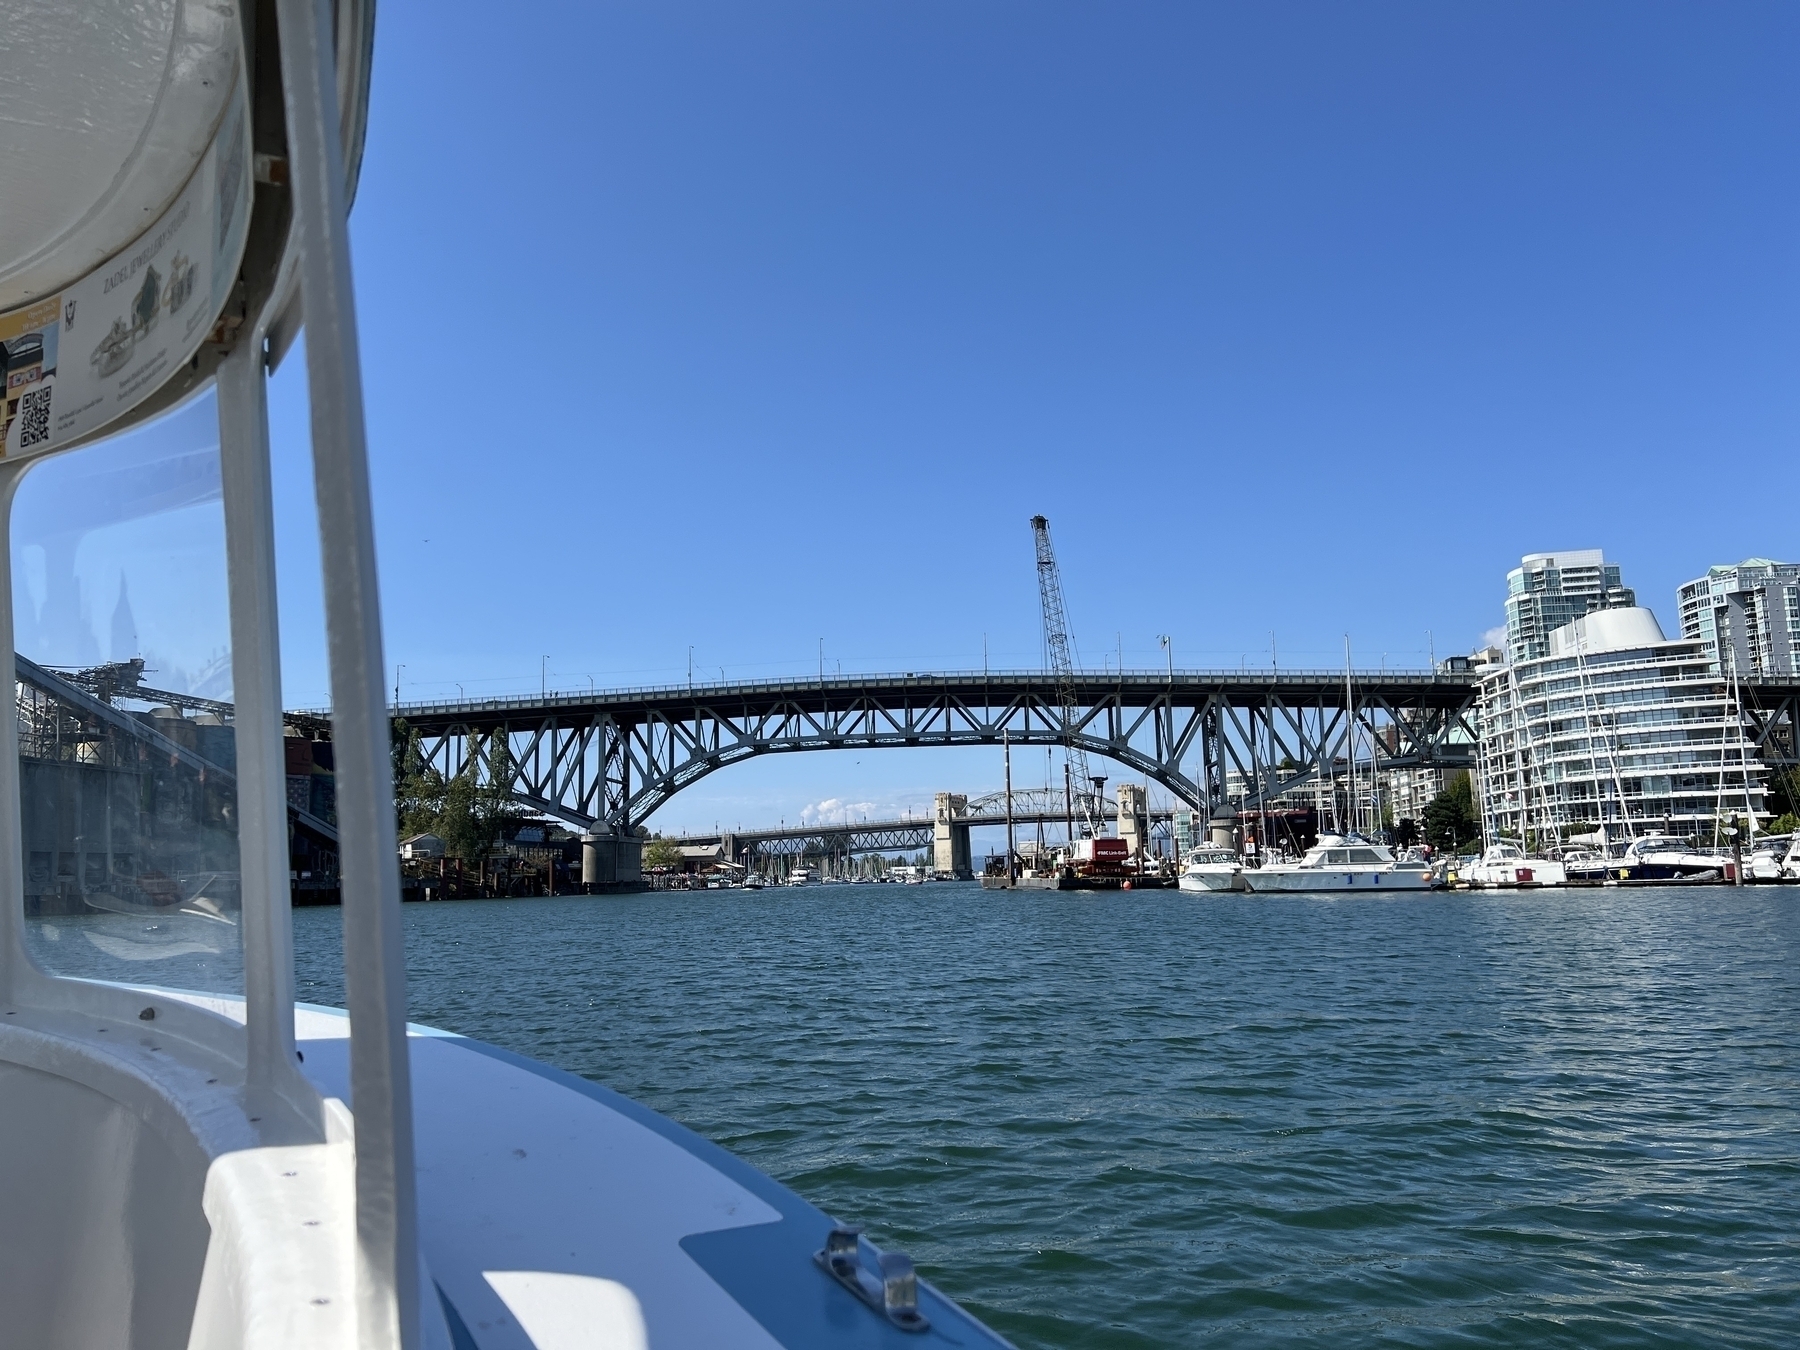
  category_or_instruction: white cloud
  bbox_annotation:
[800,797,880,825]
[1481,625,1508,656]
[799,795,936,826]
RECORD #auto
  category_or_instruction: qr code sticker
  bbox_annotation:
[17,384,51,449]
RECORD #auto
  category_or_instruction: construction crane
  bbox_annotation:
[1030,514,1100,835]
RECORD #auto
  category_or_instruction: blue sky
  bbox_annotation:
[252,1,1800,832]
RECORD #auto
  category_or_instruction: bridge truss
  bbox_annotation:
[738,823,934,861]
[1741,677,1800,772]
[390,669,1483,834]
[676,788,1178,862]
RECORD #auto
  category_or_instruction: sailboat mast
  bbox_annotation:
[1004,730,1016,882]
[1344,637,1357,834]
[1726,647,1758,841]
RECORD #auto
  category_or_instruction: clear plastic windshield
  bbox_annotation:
[11,392,243,994]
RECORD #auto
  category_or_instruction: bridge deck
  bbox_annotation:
[380,668,1479,731]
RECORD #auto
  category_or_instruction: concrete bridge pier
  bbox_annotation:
[933,792,972,879]
[581,830,643,891]
[1117,783,1148,858]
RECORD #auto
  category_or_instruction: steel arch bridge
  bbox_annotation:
[672,787,1181,861]
[388,668,1483,834]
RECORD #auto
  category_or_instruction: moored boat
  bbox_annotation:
[1177,847,1246,892]
[1564,835,1733,884]
[1463,842,1567,888]
[1746,834,1798,882]
[1240,834,1436,893]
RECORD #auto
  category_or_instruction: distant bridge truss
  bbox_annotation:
[673,788,1179,862]
[391,669,1485,834]
[735,821,934,860]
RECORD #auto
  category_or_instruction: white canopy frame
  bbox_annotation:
[0,0,421,1345]
[272,0,420,1343]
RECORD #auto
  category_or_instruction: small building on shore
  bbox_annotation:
[400,832,444,861]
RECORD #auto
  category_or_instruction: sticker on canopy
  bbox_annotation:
[0,66,251,459]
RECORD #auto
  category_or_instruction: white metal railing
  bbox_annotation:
[296,665,1461,718]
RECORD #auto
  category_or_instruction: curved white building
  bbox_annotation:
[1476,608,1765,844]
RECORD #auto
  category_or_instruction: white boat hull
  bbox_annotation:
[1242,866,1435,893]
[1178,868,1244,893]
[1463,859,1567,888]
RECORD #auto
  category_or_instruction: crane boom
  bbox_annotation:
[1030,515,1097,833]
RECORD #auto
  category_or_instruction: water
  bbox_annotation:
[294,883,1800,1348]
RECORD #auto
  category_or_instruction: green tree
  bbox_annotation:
[392,720,447,839]
[1767,768,1800,820]
[1769,812,1800,836]
[434,770,485,865]
[1423,771,1479,852]
[398,727,526,868]
[643,837,683,869]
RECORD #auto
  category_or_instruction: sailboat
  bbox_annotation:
[1463,841,1567,888]
[0,7,1013,1347]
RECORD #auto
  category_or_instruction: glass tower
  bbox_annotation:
[1503,550,1635,662]
[1676,559,1800,677]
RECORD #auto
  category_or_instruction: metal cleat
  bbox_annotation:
[814,1224,931,1332]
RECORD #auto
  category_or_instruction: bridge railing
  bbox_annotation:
[324,665,1464,719]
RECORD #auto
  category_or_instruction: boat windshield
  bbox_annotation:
[12,395,246,995]
[1310,846,1392,865]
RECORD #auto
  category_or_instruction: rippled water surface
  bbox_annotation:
[295,883,1800,1348]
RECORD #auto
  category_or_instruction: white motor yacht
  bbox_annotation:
[1746,835,1796,882]
[0,9,1014,1349]
[786,866,816,885]
[1565,835,1731,884]
[1241,835,1436,893]
[1463,842,1567,888]
[1177,848,1246,892]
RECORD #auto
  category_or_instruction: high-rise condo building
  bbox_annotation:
[1503,550,1635,662]
[1676,559,1800,677]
